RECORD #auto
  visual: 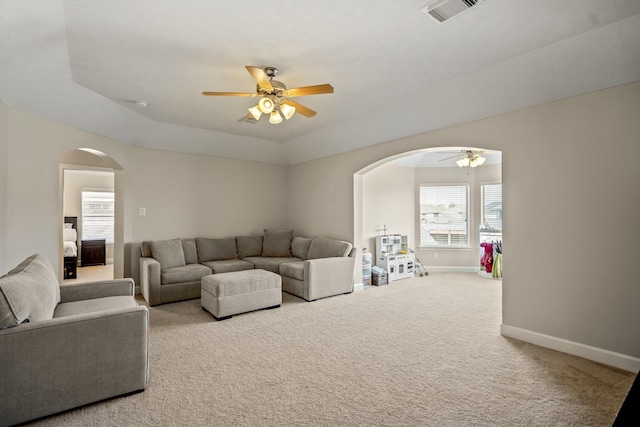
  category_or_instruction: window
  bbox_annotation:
[481,183,502,231]
[419,184,469,247]
[82,191,114,244]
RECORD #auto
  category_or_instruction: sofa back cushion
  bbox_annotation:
[291,237,313,259]
[196,238,238,262]
[262,229,293,257]
[140,241,153,258]
[151,238,186,269]
[0,254,60,329]
[182,238,199,265]
[306,237,353,260]
[236,235,263,259]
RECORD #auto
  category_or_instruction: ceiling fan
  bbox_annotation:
[202,66,334,124]
[440,150,486,168]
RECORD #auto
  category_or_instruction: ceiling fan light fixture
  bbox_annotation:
[248,105,263,121]
[456,157,470,167]
[269,110,283,124]
[280,103,296,120]
[469,154,486,167]
[258,97,274,114]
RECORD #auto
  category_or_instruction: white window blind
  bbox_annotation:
[419,184,469,247]
[82,191,114,244]
[481,183,502,231]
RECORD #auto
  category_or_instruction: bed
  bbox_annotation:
[63,216,78,279]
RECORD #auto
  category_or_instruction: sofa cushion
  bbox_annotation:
[196,238,238,262]
[306,237,353,259]
[291,237,313,259]
[182,238,199,265]
[243,256,302,274]
[262,229,293,257]
[161,264,213,285]
[279,261,305,281]
[151,238,186,269]
[201,259,254,274]
[0,254,60,329]
[236,235,264,259]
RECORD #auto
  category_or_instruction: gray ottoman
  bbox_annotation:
[201,269,282,320]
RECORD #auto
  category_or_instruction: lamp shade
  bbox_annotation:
[248,106,262,121]
[258,97,275,114]
[477,156,486,166]
[280,103,296,120]
[269,110,283,124]
[456,157,470,167]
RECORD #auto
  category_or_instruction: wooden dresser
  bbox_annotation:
[81,239,106,266]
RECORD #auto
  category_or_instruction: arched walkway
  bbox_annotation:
[59,148,125,281]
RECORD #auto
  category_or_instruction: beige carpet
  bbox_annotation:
[30,273,633,426]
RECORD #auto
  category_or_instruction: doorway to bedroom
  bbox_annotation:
[59,148,125,283]
[62,169,115,283]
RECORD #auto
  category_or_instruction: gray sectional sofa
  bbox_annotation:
[0,254,149,426]
[140,229,356,306]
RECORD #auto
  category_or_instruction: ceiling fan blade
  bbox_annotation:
[282,99,317,117]
[282,84,334,97]
[439,153,465,161]
[245,66,273,91]
[202,91,257,97]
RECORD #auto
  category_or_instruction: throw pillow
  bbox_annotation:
[0,254,60,329]
[151,238,186,269]
[262,229,293,257]
[306,237,353,259]
[181,238,199,265]
[236,236,264,259]
[140,241,153,258]
[291,237,313,259]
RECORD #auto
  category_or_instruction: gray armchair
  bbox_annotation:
[0,254,148,426]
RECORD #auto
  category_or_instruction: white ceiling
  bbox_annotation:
[1,0,639,165]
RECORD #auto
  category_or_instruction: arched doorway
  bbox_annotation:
[59,148,125,281]
[353,147,502,289]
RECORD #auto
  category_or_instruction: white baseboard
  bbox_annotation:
[501,324,640,373]
[425,266,479,273]
[353,283,364,292]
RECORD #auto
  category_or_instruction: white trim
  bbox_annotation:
[353,283,365,292]
[501,324,640,373]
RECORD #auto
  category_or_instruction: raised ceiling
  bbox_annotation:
[1,0,639,165]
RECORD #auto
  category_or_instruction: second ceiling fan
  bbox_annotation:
[202,66,334,124]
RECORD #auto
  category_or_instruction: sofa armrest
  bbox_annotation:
[304,256,356,301]
[140,256,162,306]
[60,278,135,303]
[0,305,149,426]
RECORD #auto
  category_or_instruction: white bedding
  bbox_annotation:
[63,227,77,257]
[64,240,77,257]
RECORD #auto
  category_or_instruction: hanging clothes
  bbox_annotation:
[492,253,502,278]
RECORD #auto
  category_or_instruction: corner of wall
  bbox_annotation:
[0,99,8,273]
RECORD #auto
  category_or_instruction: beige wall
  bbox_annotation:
[362,163,415,260]
[3,110,289,284]
[0,99,8,273]
[289,81,640,359]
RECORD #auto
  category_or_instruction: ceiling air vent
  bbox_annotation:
[422,0,483,23]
